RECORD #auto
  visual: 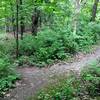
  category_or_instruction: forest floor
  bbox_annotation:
[3,45,100,100]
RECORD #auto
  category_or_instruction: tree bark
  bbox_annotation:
[31,8,40,35]
[16,0,19,58]
[20,0,25,39]
[90,0,99,21]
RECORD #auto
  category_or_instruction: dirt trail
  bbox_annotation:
[4,46,100,100]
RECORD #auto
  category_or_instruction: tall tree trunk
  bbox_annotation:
[16,0,19,58]
[12,17,16,37]
[31,8,40,35]
[20,0,25,39]
[91,0,99,21]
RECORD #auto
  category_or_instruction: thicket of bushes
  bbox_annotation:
[18,22,100,67]
[32,60,100,100]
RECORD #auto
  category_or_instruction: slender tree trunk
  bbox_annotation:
[12,17,16,37]
[20,0,25,39]
[16,0,19,58]
[91,0,99,21]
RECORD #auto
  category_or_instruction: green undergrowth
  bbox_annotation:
[0,23,98,68]
[30,60,100,100]
[0,58,19,97]
[18,22,100,67]
[0,38,19,97]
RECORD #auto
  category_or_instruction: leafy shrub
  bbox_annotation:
[76,21,99,52]
[0,59,10,78]
[81,60,100,97]
[19,28,77,67]
[0,58,18,97]
[0,37,19,97]
[0,39,15,54]
[0,39,16,61]
[19,24,100,67]
[0,75,17,97]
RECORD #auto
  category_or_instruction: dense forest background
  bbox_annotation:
[0,0,100,99]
